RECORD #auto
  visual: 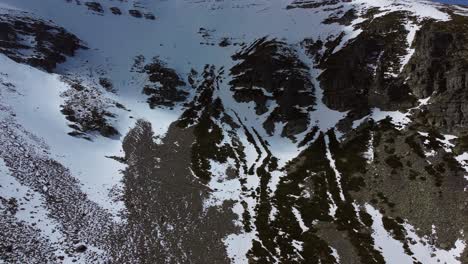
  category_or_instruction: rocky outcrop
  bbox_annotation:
[60,78,120,139]
[132,56,189,108]
[319,11,416,115]
[0,14,84,72]
[323,8,358,26]
[85,2,104,13]
[405,14,468,133]
[179,65,241,183]
[229,37,316,139]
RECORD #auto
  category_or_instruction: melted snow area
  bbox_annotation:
[0,0,465,263]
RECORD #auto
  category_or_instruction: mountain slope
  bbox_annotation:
[0,0,467,263]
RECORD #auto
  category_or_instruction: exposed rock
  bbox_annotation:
[404,14,468,133]
[0,14,85,72]
[75,245,87,253]
[109,7,122,15]
[128,9,142,18]
[99,77,114,93]
[229,37,315,139]
[84,2,103,13]
[144,13,156,20]
[114,120,238,263]
[139,57,188,108]
[319,11,416,114]
[60,78,120,138]
[347,120,467,253]
[178,65,241,183]
[323,8,357,25]
[219,37,231,47]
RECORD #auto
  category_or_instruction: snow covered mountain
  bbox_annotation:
[0,0,467,263]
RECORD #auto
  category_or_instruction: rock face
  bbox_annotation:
[0,14,84,72]
[405,14,468,133]
[230,37,316,139]
[136,57,189,108]
[319,11,415,115]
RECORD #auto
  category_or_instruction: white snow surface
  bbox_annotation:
[0,54,127,216]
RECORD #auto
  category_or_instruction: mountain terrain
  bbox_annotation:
[0,0,467,263]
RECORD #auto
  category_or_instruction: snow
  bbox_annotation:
[0,158,97,263]
[417,96,432,106]
[325,135,346,201]
[330,246,341,263]
[0,54,125,218]
[204,159,242,209]
[418,132,458,157]
[355,0,450,21]
[437,134,457,153]
[399,21,420,73]
[292,207,309,233]
[364,132,375,163]
[327,190,338,218]
[455,152,468,190]
[366,204,466,264]
[366,204,419,263]
[404,224,466,264]
[0,159,59,240]
[268,170,284,197]
[224,232,256,264]
[0,0,462,261]
[371,108,411,127]
[354,97,432,129]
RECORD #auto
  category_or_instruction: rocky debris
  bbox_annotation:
[84,2,104,13]
[0,14,85,72]
[60,78,120,138]
[113,120,238,263]
[230,37,315,139]
[109,7,122,15]
[0,115,114,263]
[319,11,416,115]
[405,14,468,133]
[135,56,188,108]
[0,212,58,263]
